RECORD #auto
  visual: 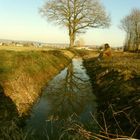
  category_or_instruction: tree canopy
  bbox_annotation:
[40,0,110,48]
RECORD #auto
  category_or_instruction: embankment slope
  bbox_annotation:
[84,52,140,138]
[0,50,74,115]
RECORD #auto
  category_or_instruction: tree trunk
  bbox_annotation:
[128,32,132,51]
[134,22,139,52]
[69,33,75,48]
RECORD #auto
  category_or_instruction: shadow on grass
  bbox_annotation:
[84,57,140,139]
[0,85,24,140]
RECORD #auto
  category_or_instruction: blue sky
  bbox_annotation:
[0,0,140,47]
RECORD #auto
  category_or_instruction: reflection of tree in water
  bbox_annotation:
[45,60,95,120]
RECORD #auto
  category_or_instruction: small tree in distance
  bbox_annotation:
[75,38,85,48]
[40,0,110,48]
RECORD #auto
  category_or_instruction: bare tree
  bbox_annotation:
[120,15,134,51]
[120,8,140,52]
[40,0,110,48]
[131,9,140,51]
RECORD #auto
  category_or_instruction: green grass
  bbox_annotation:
[0,50,70,82]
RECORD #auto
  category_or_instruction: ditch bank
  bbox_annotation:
[0,50,74,116]
[84,52,140,139]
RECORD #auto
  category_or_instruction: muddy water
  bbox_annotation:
[25,58,97,139]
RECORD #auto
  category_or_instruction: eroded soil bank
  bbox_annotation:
[84,52,140,138]
[0,49,75,138]
[1,50,75,114]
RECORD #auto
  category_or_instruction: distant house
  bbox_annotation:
[10,41,16,46]
[34,43,44,48]
[0,42,8,46]
[16,43,24,47]
[0,42,4,46]
[113,47,123,52]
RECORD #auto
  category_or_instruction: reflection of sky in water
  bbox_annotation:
[25,58,97,137]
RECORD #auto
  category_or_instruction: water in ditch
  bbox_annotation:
[25,58,97,139]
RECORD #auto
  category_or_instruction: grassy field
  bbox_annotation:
[0,45,55,51]
[0,46,139,139]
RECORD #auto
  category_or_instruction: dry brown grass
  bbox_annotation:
[101,52,140,77]
[84,51,140,139]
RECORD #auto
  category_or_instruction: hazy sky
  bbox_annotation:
[0,0,140,47]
